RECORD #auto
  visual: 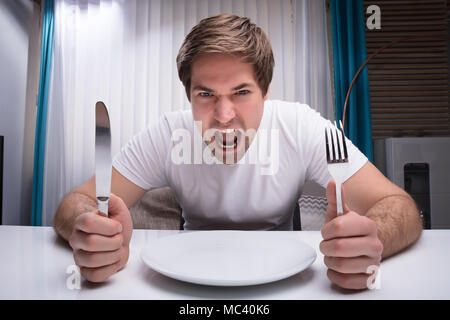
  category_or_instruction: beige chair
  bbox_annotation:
[130,186,328,231]
[298,195,328,230]
[129,187,182,230]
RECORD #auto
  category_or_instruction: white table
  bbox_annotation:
[0,226,449,300]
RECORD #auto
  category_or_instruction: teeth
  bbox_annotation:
[214,129,240,149]
[221,129,235,134]
[217,141,235,149]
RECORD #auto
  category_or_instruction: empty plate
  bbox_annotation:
[140,231,316,286]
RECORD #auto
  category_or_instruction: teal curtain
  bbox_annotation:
[31,0,54,226]
[330,0,373,161]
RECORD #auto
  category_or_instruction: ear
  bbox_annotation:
[186,86,191,102]
[263,85,270,101]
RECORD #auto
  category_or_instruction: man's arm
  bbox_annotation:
[53,191,97,241]
[343,161,423,258]
[320,161,423,289]
[53,168,147,282]
[53,167,147,240]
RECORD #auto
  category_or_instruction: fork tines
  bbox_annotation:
[325,121,348,163]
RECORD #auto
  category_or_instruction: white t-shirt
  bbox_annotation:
[113,100,368,230]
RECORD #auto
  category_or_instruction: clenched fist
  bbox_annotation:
[320,180,383,290]
[68,193,133,282]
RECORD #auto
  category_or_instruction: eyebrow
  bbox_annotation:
[192,83,255,92]
[192,85,214,92]
[232,83,255,91]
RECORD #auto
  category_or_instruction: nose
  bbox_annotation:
[214,96,236,125]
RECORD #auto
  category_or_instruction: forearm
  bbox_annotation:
[365,194,423,259]
[53,192,97,241]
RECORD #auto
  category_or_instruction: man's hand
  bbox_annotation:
[68,193,133,283]
[320,180,383,290]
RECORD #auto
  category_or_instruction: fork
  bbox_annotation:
[325,121,349,216]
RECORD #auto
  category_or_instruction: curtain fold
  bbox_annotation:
[31,0,54,226]
[329,0,373,161]
[42,0,334,225]
[293,0,334,121]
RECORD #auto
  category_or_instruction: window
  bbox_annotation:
[364,0,450,138]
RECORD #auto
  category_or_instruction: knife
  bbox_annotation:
[95,101,112,217]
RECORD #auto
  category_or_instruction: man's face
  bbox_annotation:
[190,53,268,164]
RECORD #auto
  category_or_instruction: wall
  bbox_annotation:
[0,0,40,225]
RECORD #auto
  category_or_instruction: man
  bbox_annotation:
[53,14,422,289]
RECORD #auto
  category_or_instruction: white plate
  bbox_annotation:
[140,231,316,286]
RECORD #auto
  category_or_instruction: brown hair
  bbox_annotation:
[176,13,274,100]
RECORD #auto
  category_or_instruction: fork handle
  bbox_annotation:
[336,181,344,216]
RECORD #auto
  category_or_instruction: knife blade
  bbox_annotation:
[95,101,112,217]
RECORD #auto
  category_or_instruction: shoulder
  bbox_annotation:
[264,99,325,127]
[131,109,191,150]
[160,109,193,131]
[265,99,320,115]
[264,99,300,113]
[142,109,193,143]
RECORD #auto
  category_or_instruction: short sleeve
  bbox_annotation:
[297,104,368,188]
[112,115,171,190]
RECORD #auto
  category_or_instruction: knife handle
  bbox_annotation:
[97,197,109,217]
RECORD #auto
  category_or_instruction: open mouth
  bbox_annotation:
[213,129,242,151]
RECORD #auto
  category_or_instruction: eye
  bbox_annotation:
[235,90,250,95]
[199,92,213,97]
